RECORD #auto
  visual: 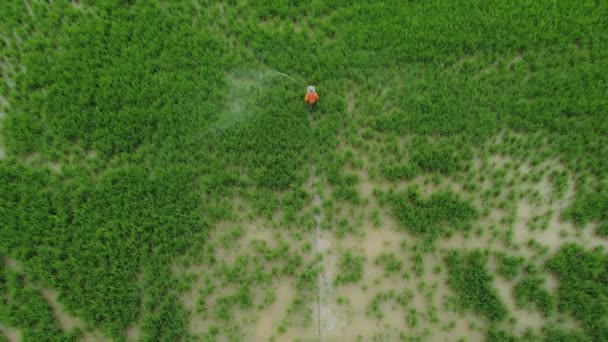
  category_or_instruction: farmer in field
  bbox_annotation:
[305,85,319,113]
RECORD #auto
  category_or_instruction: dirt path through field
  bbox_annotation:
[309,105,355,340]
[0,94,7,160]
[309,111,334,341]
[311,164,346,341]
[310,164,322,340]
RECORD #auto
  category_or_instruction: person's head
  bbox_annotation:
[307,85,315,93]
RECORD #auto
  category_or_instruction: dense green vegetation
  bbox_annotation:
[0,265,72,341]
[547,244,608,341]
[495,253,525,280]
[410,140,472,175]
[1,0,607,340]
[513,276,554,316]
[445,250,507,322]
[381,186,478,239]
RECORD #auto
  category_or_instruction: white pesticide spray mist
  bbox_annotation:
[268,70,302,85]
[197,68,306,140]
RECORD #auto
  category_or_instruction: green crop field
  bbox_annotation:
[1,1,607,341]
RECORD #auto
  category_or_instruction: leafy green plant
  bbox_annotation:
[380,163,419,181]
[374,253,403,277]
[564,189,608,227]
[336,251,365,285]
[445,250,507,322]
[495,253,525,280]
[410,141,470,175]
[547,244,608,341]
[514,276,554,315]
[385,186,478,239]
[542,327,589,342]
[366,292,391,320]
[220,226,244,249]
[549,169,569,199]
[0,266,69,341]
[597,223,608,238]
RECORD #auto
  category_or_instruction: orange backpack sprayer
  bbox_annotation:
[305,85,319,113]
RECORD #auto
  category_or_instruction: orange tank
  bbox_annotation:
[305,92,319,104]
